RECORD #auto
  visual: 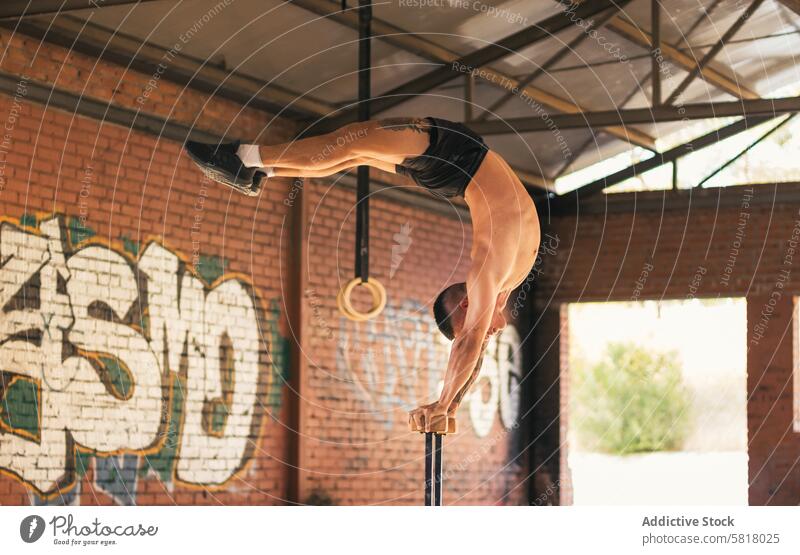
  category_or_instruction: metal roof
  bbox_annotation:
[17,0,800,194]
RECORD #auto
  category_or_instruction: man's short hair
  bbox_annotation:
[433,282,467,340]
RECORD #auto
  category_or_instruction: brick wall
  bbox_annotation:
[534,186,800,504]
[298,181,528,505]
[0,30,529,505]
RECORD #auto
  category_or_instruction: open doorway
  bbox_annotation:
[565,298,748,505]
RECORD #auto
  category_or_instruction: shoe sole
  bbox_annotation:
[184,147,258,196]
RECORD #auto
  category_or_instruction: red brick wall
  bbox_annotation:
[298,181,527,505]
[535,187,800,504]
[0,30,529,505]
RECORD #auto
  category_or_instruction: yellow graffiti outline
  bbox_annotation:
[0,213,277,498]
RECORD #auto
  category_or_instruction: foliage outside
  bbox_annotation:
[572,342,691,455]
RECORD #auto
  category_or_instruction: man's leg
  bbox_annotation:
[244,117,431,171]
[185,117,430,194]
[270,156,398,178]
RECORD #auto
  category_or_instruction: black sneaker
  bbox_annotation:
[250,170,267,197]
[184,139,259,195]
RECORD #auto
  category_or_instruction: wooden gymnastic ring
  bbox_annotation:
[336,277,386,321]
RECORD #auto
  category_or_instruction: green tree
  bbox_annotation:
[572,342,690,454]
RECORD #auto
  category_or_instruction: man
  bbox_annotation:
[185,116,541,433]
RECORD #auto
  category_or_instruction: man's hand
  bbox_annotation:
[408,401,449,433]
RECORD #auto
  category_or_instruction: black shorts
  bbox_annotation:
[395,117,489,199]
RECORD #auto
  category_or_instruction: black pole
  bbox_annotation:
[355,1,371,283]
[434,434,443,506]
[425,432,433,506]
[697,114,794,188]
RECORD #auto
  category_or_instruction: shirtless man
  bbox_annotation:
[184,117,541,433]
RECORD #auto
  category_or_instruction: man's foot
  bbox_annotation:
[184,139,262,196]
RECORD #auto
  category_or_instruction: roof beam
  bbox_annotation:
[575,182,800,215]
[471,97,800,134]
[777,0,800,17]
[289,0,655,150]
[476,1,631,122]
[540,115,776,211]
[606,16,760,100]
[0,0,162,20]
[664,0,765,105]
[8,14,334,118]
[305,2,642,127]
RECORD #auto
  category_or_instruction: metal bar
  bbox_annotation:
[434,434,443,506]
[555,134,596,178]
[470,97,800,134]
[0,70,220,143]
[476,2,630,123]
[464,74,474,122]
[665,0,765,105]
[314,0,621,132]
[570,0,722,168]
[672,160,678,190]
[651,0,661,106]
[8,15,332,118]
[573,182,800,215]
[290,0,655,149]
[779,0,800,17]
[424,433,433,506]
[285,177,306,504]
[697,114,794,187]
[606,16,759,100]
[0,0,162,20]
[355,0,371,282]
[540,115,777,208]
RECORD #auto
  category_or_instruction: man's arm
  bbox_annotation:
[437,271,499,408]
[446,290,510,413]
[409,270,499,431]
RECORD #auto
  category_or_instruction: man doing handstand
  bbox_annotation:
[184,117,541,432]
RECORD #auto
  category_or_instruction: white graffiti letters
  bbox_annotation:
[0,217,265,493]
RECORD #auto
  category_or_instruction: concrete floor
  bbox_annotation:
[568,451,749,505]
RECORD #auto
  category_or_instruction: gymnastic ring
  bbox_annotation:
[336,277,387,321]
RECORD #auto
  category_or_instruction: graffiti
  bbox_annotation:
[0,215,272,497]
[336,300,521,435]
